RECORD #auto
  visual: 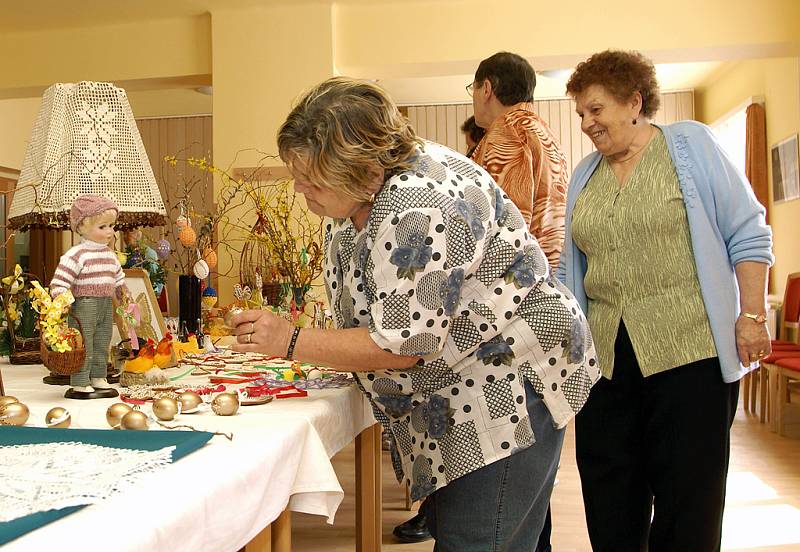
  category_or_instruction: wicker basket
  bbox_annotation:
[40,317,86,376]
[4,272,42,365]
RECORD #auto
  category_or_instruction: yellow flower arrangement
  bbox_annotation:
[29,282,81,353]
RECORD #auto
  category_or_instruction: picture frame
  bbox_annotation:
[114,268,175,367]
[771,133,800,203]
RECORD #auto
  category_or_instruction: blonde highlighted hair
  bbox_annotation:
[278,77,422,201]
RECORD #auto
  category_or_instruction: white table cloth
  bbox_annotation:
[1,362,375,552]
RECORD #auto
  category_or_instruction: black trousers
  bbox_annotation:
[575,323,739,552]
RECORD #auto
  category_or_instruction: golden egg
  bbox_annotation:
[0,396,19,408]
[152,397,179,421]
[120,410,149,430]
[177,391,203,413]
[106,403,133,428]
[178,225,197,247]
[211,393,239,416]
[45,407,71,428]
[0,402,29,426]
[223,307,244,328]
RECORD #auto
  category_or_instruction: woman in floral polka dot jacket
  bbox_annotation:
[230,77,599,551]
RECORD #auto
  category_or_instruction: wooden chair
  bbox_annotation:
[759,273,800,425]
[773,356,800,436]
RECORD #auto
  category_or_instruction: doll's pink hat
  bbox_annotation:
[69,195,118,232]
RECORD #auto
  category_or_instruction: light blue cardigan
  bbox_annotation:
[557,121,774,383]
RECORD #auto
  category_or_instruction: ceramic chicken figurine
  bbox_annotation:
[153,333,175,368]
[123,340,155,374]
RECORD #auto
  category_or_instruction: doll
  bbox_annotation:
[50,194,128,399]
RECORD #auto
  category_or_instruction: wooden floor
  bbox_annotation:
[293,401,800,551]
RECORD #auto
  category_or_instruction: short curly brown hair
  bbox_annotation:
[566,50,661,118]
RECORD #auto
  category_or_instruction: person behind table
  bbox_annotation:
[558,49,773,551]
[230,77,599,551]
[50,195,129,398]
[461,115,486,158]
[470,51,569,270]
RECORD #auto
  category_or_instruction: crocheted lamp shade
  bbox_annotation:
[8,81,167,231]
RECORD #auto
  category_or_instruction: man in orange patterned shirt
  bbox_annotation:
[470,51,569,270]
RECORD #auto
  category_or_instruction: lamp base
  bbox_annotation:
[65,387,119,400]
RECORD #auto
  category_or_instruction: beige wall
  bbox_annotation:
[211,5,335,301]
[335,0,800,77]
[697,57,800,298]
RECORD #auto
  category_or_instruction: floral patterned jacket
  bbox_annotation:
[323,142,599,500]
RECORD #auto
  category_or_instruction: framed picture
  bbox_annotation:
[771,134,800,203]
[114,268,175,366]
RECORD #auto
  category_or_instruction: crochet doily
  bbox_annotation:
[0,441,175,522]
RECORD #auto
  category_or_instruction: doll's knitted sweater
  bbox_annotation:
[51,239,125,298]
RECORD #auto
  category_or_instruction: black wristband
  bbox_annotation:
[286,327,301,360]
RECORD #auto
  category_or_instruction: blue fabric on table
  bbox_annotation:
[0,426,213,546]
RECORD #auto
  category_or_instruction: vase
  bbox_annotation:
[178,275,202,335]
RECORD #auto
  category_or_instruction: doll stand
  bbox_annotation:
[64,387,119,400]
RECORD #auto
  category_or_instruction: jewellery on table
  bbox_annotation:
[287,327,301,360]
[741,312,768,324]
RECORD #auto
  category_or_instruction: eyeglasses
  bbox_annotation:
[466,82,475,97]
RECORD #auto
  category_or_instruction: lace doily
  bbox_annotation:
[0,442,175,522]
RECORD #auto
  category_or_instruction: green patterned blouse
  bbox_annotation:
[571,129,716,378]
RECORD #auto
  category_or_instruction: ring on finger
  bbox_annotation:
[246,333,252,344]
[250,322,256,334]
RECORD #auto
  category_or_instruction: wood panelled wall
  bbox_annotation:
[403,91,694,174]
[135,115,213,316]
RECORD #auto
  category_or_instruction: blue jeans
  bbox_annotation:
[422,380,564,551]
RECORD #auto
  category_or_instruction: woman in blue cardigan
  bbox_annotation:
[557,50,773,551]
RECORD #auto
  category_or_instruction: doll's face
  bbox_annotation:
[79,210,117,245]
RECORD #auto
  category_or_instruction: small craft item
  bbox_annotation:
[202,247,217,269]
[106,402,133,428]
[45,407,71,428]
[120,410,149,430]
[0,402,30,426]
[155,238,171,259]
[178,225,197,247]
[153,334,175,369]
[177,391,203,413]
[0,396,19,408]
[176,215,189,229]
[211,392,239,416]
[202,285,218,309]
[121,339,170,387]
[239,392,273,406]
[193,259,210,280]
[152,397,180,421]
[232,284,251,308]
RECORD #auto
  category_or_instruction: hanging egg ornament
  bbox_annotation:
[45,407,71,428]
[152,397,179,421]
[106,403,133,428]
[177,391,203,413]
[193,259,210,280]
[120,410,149,430]
[202,286,218,309]
[211,393,239,416]
[0,402,29,426]
[176,215,189,229]
[202,248,218,270]
[0,396,19,408]
[178,225,197,247]
[155,238,171,259]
